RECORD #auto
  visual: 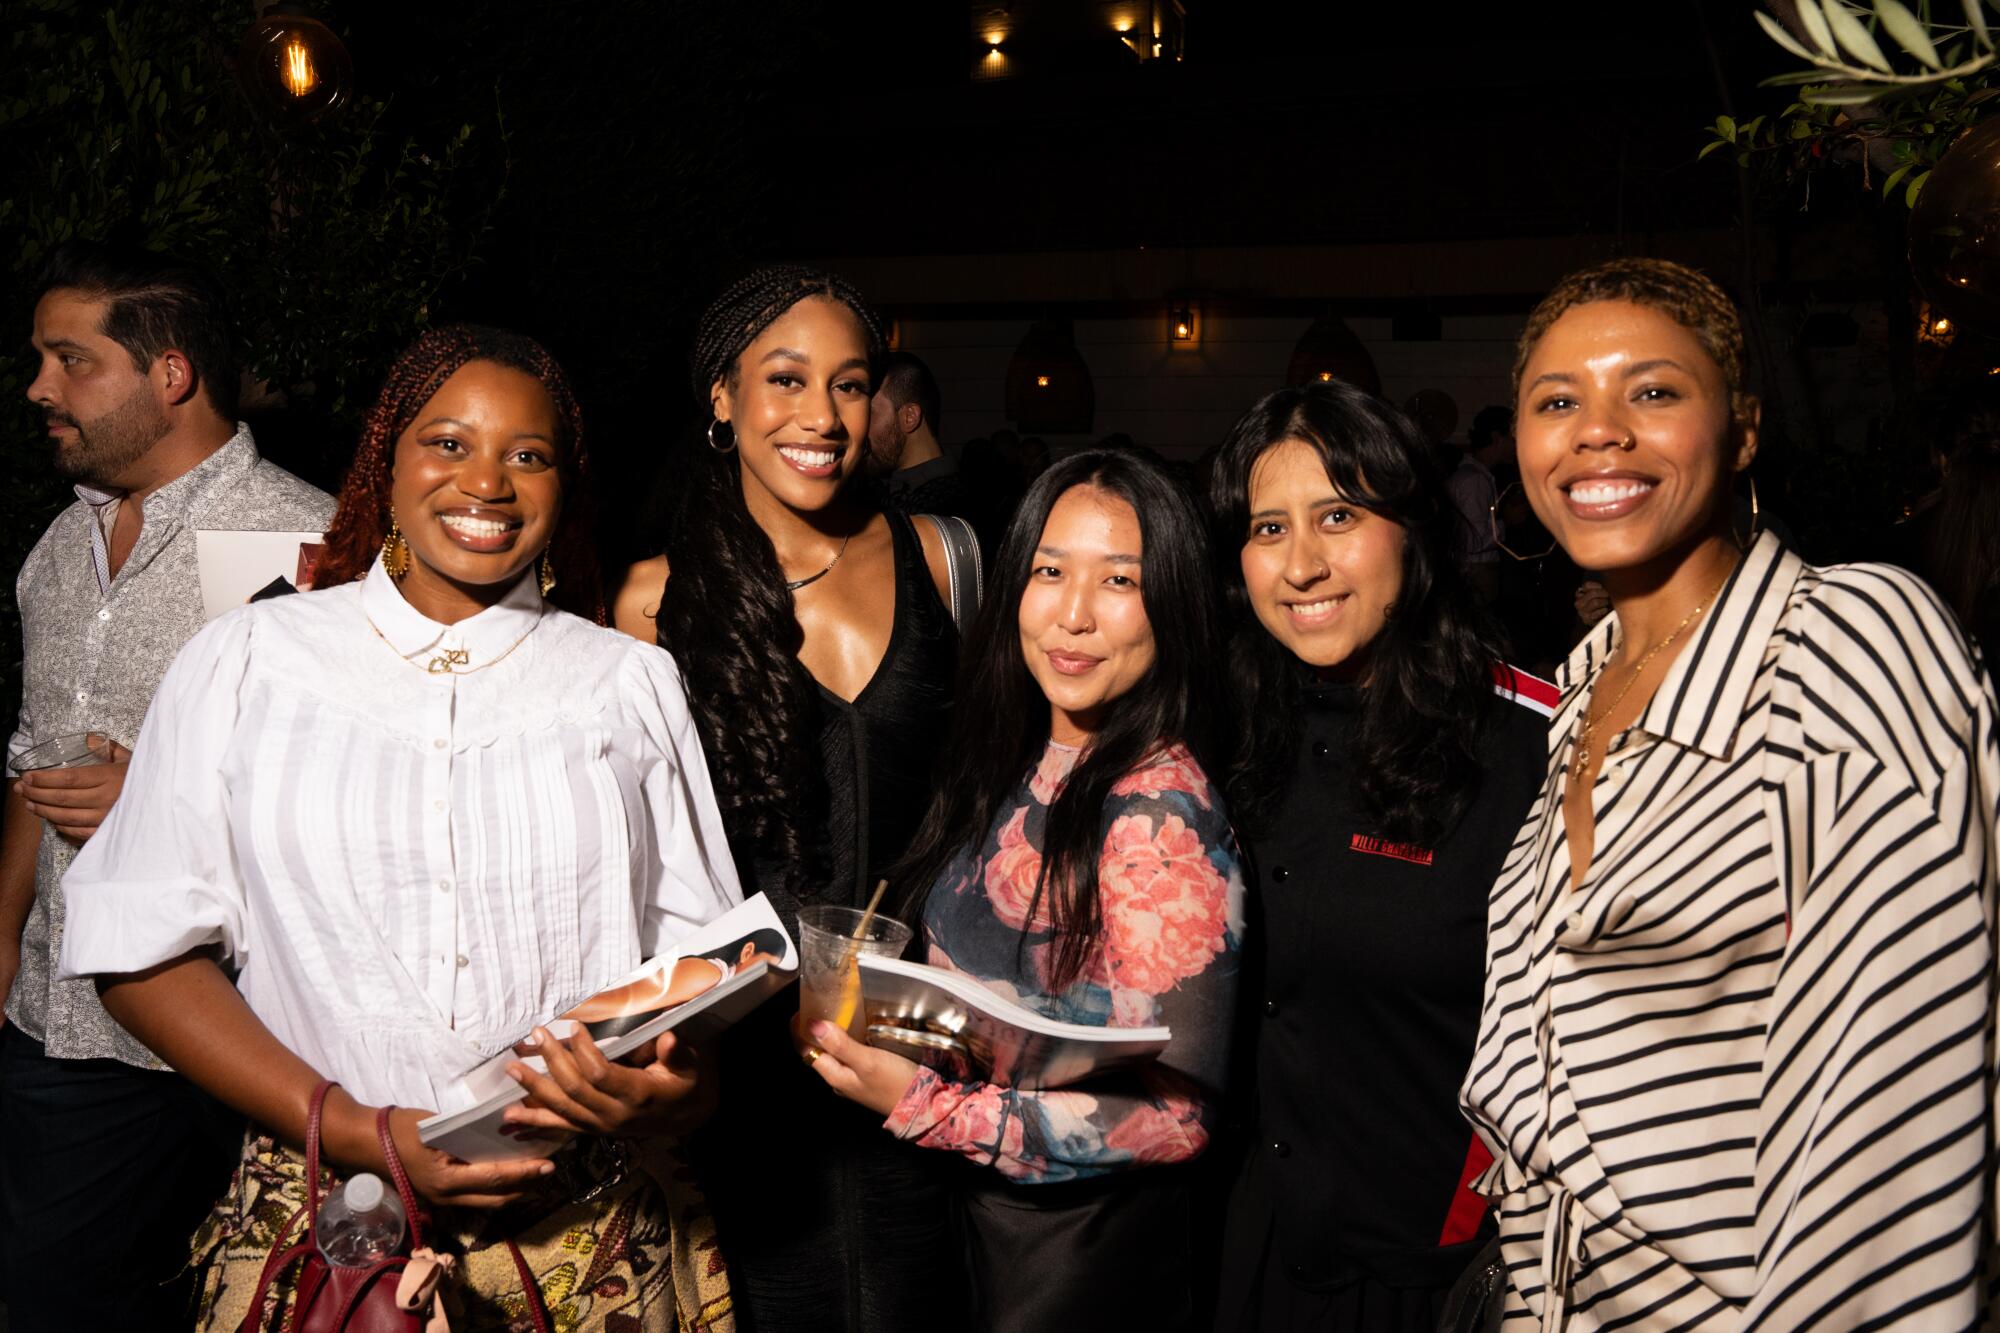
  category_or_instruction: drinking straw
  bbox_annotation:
[833,879,889,1031]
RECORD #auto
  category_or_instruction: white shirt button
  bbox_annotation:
[96,608,110,621]
[75,690,88,704]
[455,954,469,969]
[437,879,452,894]
[432,738,447,750]
[432,799,446,812]
[1565,912,1585,931]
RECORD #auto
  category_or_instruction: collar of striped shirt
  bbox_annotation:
[1557,531,1801,762]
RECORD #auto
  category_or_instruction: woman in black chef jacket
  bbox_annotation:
[1209,379,1554,1332]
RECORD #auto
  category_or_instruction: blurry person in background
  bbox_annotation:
[868,350,991,551]
[2,241,332,1328]
[1921,380,2000,664]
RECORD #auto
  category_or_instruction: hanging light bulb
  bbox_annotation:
[241,3,352,122]
[281,36,316,97]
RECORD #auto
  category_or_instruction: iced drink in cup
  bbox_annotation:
[797,904,913,1061]
[8,732,118,775]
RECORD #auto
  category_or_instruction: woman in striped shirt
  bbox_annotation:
[1461,258,2000,1328]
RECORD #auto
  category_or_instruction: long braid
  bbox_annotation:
[317,324,604,623]
[666,266,886,898]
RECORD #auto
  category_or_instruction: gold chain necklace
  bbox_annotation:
[1572,572,1730,771]
[364,610,542,676]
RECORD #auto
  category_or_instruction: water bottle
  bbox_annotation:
[316,1172,407,1267]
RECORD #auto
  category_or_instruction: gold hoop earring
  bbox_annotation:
[538,549,557,598]
[1490,482,1555,561]
[1733,473,1761,549]
[707,419,736,453]
[381,515,411,581]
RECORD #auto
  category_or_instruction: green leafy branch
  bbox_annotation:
[1701,4,2000,206]
[1756,0,1996,102]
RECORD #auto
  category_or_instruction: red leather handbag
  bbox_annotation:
[236,1080,552,1333]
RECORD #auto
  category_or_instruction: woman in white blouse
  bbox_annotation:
[60,325,742,1330]
[1460,258,2000,1329]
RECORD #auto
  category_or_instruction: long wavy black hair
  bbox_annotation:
[1209,380,1504,845]
[661,266,888,896]
[894,448,1224,992]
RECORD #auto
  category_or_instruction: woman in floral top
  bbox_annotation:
[809,447,1245,1331]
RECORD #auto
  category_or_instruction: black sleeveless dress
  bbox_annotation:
[679,512,968,1331]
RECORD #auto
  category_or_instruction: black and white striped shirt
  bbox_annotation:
[1460,532,2000,1329]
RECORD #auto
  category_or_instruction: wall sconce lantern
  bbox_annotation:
[241,2,353,122]
[1036,374,1051,387]
[1168,300,1197,348]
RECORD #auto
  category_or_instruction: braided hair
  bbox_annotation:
[665,266,887,897]
[317,324,604,623]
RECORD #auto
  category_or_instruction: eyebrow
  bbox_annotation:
[1625,358,1689,377]
[1036,544,1142,564]
[1248,495,1343,521]
[36,336,89,354]
[758,347,872,378]
[414,415,553,444]
[1526,371,1576,390]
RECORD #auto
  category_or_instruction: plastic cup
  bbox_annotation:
[8,732,116,775]
[797,905,913,1060]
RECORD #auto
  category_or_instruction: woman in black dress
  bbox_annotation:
[1209,380,1553,1332]
[613,267,965,1331]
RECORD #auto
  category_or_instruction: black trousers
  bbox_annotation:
[0,1023,241,1331]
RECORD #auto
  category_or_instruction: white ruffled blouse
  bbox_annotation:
[59,559,743,1113]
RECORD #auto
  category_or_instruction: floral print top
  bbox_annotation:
[883,740,1246,1184]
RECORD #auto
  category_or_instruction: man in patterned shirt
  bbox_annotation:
[1,242,333,1327]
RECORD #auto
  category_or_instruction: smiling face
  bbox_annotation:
[27,289,172,488]
[388,360,563,618]
[1514,299,1755,577]
[713,296,875,513]
[1240,438,1406,674]
[1017,484,1158,745]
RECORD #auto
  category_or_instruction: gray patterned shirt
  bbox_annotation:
[6,425,333,1066]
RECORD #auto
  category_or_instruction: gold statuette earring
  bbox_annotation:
[538,549,557,598]
[381,515,411,581]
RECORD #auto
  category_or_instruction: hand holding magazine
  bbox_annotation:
[420,893,797,1162]
[857,954,1169,1091]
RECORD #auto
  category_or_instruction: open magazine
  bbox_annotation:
[419,893,797,1162]
[857,954,1169,1091]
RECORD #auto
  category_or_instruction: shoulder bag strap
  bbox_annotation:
[919,513,984,635]
[236,1079,337,1333]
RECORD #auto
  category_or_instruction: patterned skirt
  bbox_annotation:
[191,1131,733,1332]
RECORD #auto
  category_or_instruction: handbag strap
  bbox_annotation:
[303,1078,335,1247]
[375,1105,429,1251]
[237,1209,314,1333]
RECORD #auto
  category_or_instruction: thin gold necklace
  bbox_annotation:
[364,609,542,676]
[1572,570,1731,770]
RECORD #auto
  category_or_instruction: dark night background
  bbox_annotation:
[0,0,1955,727]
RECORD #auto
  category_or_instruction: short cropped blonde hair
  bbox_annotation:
[1513,258,1750,428]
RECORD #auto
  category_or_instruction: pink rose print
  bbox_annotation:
[984,807,1050,930]
[1103,1098,1205,1166]
[1029,745,1080,805]
[1110,745,1213,810]
[1099,813,1230,995]
[927,1085,1027,1168]
[1111,984,1157,1029]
